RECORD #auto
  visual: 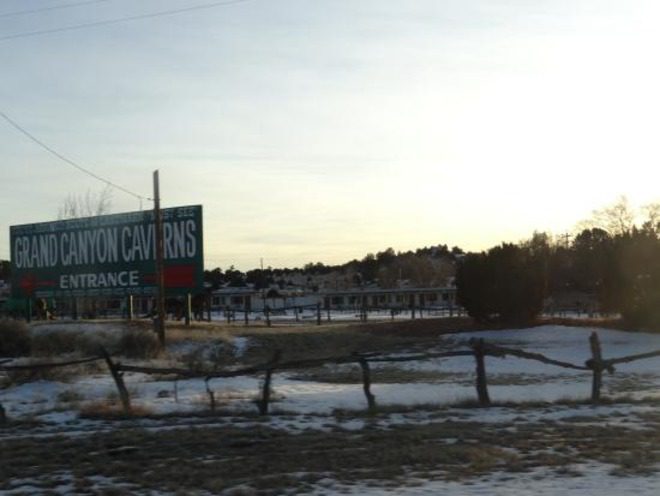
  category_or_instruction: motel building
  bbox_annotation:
[211,287,318,312]
[320,287,457,311]
[211,286,458,313]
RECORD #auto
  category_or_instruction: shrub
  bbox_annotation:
[31,331,82,356]
[79,400,152,419]
[5,361,104,385]
[57,389,84,403]
[117,329,161,359]
[0,319,31,357]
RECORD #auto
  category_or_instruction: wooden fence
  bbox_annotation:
[2,332,660,422]
[220,303,464,327]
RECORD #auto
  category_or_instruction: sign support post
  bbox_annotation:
[153,170,166,346]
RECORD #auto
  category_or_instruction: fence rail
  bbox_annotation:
[2,331,660,421]
[219,304,464,327]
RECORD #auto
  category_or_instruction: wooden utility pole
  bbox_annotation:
[153,170,166,346]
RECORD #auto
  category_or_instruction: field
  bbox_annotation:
[1,317,660,495]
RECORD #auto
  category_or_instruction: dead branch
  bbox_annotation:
[477,341,589,371]
[606,349,660,367]
[366,350,473,363]
[0,356,104,371]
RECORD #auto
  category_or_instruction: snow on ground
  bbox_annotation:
[2,472,150,496]
[2,324,660,494]
[2,325,660,422]
[444,326,660,401]
[312,463,660,496]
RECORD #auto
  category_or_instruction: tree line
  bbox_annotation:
[203,244,463,291]
[456,197,660,329]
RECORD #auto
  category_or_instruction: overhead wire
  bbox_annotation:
[0,110,152,202]
[0,0,254,41]
[0,0,110,19]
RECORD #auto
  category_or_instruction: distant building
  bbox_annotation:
[320,286,456,310]
[211,286,319,312]
[211,285,457,312]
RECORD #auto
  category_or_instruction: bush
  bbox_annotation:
[117,329,161,359]
[31,331,78,356]
[30,330,104,357]
[0,319,31,357]
[79,400,152,419]
[5,361,104,385]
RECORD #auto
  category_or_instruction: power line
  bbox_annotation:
[0,110,152,202]
[0,0,110,19]
[0,0,254,41]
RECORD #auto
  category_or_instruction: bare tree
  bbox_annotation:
[58,185,113,219]
[577,196,636,236]
[642,202,660,235]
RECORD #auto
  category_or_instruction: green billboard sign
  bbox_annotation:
[10,205,203,299]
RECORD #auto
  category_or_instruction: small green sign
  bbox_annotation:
[10,205,203,298]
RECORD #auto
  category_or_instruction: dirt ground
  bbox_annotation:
[2,401,660,495]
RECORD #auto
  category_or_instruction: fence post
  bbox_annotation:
[589,332,604,403]
[257,350,281,416]
[244,308,249,326]
[205,378,216,412]
[316,303,322,325]
[471,338,491,407]
[358,357,377,412]
[265,306,271,327]
[411,304,416,320]
[101,347,131,414]
[258,368,274,416]
[0,403,6,425]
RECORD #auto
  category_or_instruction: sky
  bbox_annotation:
[1,0,660,270]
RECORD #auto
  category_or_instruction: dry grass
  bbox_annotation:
[116,329,161,359]
[15,316,490,366]
[3,360,105,385]
[0,319,31,356]
[3,410,660,494]
[133,317,475,368]
[78,400,153,420]
[291,364,463,384]
[56,389,84,404]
